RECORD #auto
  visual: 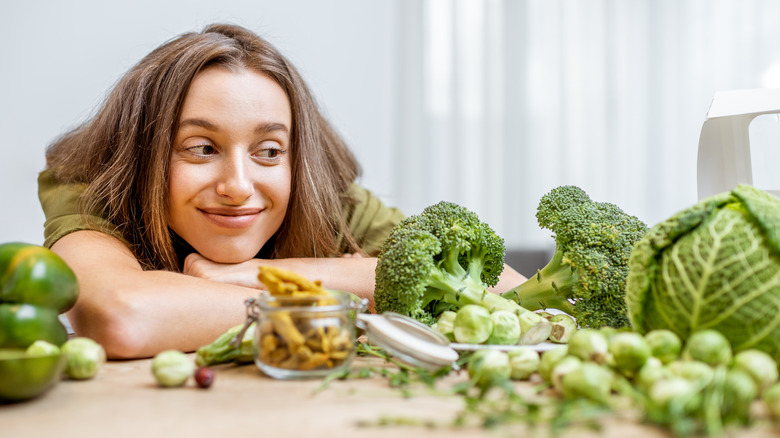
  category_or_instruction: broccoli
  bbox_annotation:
[501,186,648,329]
[374,201,551,344]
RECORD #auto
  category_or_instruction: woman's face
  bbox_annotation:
[168,66,292,263]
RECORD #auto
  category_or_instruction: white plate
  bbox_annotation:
[450,342,565,352]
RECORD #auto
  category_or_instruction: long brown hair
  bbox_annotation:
[45,23,361,271]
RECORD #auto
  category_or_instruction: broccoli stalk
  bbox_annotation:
[425,236,520,314]
[501,186,648,329]
[504,247,577,314]
[374,201,551,345]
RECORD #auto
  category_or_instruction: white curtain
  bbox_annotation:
[392,0,780,249]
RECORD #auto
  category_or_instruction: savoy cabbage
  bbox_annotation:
[626,184,780,361]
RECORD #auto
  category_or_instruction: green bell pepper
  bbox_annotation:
[0,242,78,348]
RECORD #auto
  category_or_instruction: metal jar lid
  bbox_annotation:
[357,312,459,372]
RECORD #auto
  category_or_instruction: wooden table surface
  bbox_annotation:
[1,354,777,438]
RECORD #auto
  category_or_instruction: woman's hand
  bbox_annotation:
[187,252,379,310]
[183,253,264,289]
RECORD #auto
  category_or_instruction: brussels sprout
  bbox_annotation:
[732,349,779,393]
[644,329,682,364]
[550,355,582,392]
[507,349,540,380]
[61,337,106,380]
[648,376,701,412]
[721,368,758,424]
[763,382,780,419]
[567,329,609,364]
[25,340,61,357]
[152,350,194,387]
[467,349,511,389]
[432,311,457,342]
[636,357,673,393]
[538,346,568,383]
[561,361,613,404]
[548,314,577,344]
[486,310,521,345]
[453,305,493,344]
[608,332,651,378]
[682,329,732,366]
[536,311,555,320]
[668,360,715,386]
[517,311,552,345]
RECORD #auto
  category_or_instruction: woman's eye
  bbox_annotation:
[187,145,217,156]
[254,145,286,161]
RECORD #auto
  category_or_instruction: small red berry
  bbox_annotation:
[194,367,214,389]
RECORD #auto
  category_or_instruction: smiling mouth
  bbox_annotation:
[199,207,262,229]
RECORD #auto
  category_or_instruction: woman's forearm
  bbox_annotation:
[183,253,378,311]
[183,255,526,313]
[52,231,254,359]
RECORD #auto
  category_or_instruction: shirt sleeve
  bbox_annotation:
[345,184,405,256]
[37,169,121,249]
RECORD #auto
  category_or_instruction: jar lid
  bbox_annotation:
[357,312,459,372]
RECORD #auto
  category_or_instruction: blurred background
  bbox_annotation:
[2,0,780,275]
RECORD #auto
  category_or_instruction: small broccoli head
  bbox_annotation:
[374,226,442,324]
[373,201,506,324]
[545,190,648,328]
[536,185,592,230]
[503,186,648,329]
[417,201,505,287]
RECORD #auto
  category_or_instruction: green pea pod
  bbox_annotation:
[195,323,255,367]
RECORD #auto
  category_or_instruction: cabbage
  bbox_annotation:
[626,184,780,361]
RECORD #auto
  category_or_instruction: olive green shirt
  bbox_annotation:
[37,169,404,257]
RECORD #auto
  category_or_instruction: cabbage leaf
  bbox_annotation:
[626,185,780,361]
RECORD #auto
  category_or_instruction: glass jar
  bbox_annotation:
[243,290,367,380]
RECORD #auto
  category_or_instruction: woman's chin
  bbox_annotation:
[199,247,259,264]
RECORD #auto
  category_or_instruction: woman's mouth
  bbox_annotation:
[198,207,262,229]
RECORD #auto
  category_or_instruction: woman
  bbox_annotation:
[39,24,524,359]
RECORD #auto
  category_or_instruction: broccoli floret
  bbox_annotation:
[501,186,648,329]
[374,201,551,344]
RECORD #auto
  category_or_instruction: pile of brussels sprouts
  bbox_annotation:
[27,337,106,380]
[433,305,576,346]
[465,326,780,435]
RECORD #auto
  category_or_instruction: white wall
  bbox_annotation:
[5,1,780,255]
[0,0,397,246]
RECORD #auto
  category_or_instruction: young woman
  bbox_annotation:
[39,23,525,359]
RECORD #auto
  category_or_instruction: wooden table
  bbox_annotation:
[0,355,776,438]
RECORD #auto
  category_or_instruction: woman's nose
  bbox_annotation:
[216,155,253,202]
